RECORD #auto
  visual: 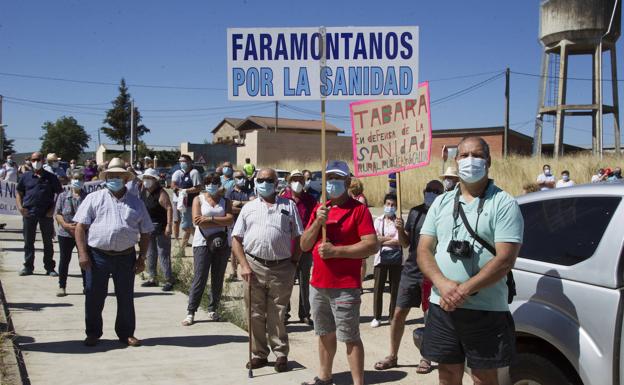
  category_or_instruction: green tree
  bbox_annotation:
[101,78,149,151]
[1,130,15,159]
[40,116,91,160]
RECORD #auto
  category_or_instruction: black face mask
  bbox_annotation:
[615,171,622,177]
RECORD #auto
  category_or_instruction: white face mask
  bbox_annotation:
[443,178,455,191]
[457,157,487,184]
[32,161,42,171]
[143,179,155,189]
[290,181,303,193]
[235,178,246,187]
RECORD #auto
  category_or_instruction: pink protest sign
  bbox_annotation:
[350,82,432,177]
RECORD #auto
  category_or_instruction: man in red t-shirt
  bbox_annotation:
[300,160,378,385]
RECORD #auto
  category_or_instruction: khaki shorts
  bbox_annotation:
[310,286,361,343]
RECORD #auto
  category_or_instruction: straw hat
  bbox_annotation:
[440,166,459,179]
[99,157,133,180]
[46,153,61,162]
[288,169,303,181]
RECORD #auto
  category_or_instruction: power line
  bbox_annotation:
[0,71,227,91]
[428,70,505,82]
[512,70,624,82]
[431,72,505,106]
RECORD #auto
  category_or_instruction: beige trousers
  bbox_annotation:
[244,256,296,359]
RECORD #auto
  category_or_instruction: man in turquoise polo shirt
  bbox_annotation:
[417,136,524,385]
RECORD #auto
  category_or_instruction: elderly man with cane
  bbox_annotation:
[231,168,304,374]
[74,158,154,347]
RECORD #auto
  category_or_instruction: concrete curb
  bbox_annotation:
[0,278,29,385]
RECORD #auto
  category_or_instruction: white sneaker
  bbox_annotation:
[56,288,66,297]
[207,311,220,321]
[181,314,194,326]
[370,319,381,328]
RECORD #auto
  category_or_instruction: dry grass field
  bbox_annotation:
[241,154,623,207]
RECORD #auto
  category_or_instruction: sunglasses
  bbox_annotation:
[31,158,41,162]
[256,178,275,184]
[234,176,245,180]
[425,188,443,194]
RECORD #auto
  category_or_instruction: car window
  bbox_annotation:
[519,197,621,266]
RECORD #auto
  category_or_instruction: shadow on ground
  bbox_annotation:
[9,302,73,311]
[334,369,408,384]
[18,334,249,353]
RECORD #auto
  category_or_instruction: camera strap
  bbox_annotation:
[458,204,495,255]
[454,183,516,304]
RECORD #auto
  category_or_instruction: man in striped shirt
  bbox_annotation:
[232,168,304,373]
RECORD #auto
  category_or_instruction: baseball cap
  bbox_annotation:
[325,160,349,177]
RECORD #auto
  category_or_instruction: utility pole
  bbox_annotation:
[0,95,4,163]
[275,101,279,133]
[504,67,510,158]
[130,99,135,165]
[97,128,101,147]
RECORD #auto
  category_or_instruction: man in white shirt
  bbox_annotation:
[536,164,556,190]
[556,170,576,188]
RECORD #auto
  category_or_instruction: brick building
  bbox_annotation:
[432,126,533,157]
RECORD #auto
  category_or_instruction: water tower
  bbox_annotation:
[533,0,621,158]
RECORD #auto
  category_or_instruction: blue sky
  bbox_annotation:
[1,0,622,153]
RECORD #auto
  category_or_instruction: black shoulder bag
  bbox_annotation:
[456,192,517,304]
[197,197,229,253]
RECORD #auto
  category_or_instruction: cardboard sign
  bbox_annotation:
[227,26,419,100]
[350,82,431,177]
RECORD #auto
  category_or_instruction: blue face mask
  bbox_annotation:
[326,179,346,199]
[256,182,275,198]
[70,179,83,190]
[205,184,219,195]
[106,178,124,192]
[222,167,233,176]
[180,162,189,171]
[384,206,396,217]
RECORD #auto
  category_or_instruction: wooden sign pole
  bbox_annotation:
[396,172,402,219]
[320,26,327,243]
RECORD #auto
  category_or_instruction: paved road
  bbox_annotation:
[0,211,471,385]
[0,215,313,385]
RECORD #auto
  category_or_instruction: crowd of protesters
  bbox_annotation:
[9,136,527,385]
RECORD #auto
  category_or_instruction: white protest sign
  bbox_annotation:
[62,180,105,194]
[350,82,432,177]
[0,181,19,215]
[227,26,419,100]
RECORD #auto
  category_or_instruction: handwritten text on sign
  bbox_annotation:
[350,82,431,177]
[227,26,419,100]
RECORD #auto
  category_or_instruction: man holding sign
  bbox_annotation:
[300,160,378,385]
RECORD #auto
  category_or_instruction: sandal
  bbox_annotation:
[416,358,432,374]
[301,376,334,385]
[374,356,398,370]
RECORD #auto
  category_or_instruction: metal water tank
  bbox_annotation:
[540,0,621,46]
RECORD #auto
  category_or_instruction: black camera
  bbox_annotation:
[447,240,473,259]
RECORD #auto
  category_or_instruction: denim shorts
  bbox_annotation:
[180,209,193,230]
[310,286,361,343]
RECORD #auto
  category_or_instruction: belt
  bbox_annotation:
[246,253,289,267]
[92,247,135,257]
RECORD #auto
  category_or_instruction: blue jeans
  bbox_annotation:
[85,249,136,340]
[22,215,55,272]
[147,231,172,283]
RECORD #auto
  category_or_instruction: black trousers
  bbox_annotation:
[57,235,86,289]
[373,264,403,320]
[22,215,55,272]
